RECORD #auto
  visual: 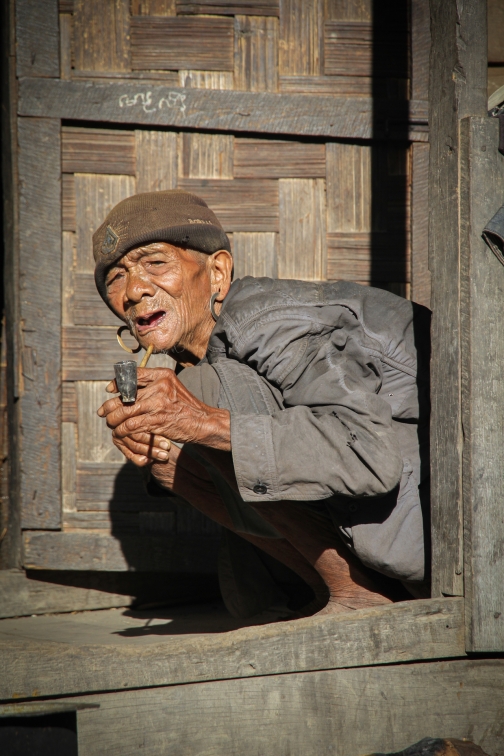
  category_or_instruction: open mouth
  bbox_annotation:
[135,310,167,332]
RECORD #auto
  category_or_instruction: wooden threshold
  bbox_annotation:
[0,597,464,700]
[18,77,428,141]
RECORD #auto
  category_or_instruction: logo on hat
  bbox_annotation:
[102,225,119,256]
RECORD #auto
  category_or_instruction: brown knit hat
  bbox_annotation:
[93,190,231,302]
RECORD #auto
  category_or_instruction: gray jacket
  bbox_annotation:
[205,277,431,583]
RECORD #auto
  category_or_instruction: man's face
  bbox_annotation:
[105,242,213,358]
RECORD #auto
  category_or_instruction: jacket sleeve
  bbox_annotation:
[224,309,404,503]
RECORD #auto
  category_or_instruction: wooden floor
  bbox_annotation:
[0,598,503,756]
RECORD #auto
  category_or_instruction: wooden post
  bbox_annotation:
[460,117,504,652]
[429,0,487,598]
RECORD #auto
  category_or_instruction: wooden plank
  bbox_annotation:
[326,232,409,283]
[411,142,430,308]
[278,178,326,280]
[22,531,220,572]
[61,127,136,175]
[62,174,76,232]
[130,17,234,72]
[76,382,124,464]
[74,273,122,326]
[178,133,234,179]
[234,15,278,93]
[75,462,167,509]
[177,0,279,15]
[411,0,430,103]
[18,118,61,529]
[63,326,174,380]
[460,117,504,652]
[18,78,428,141]
[324,20,408,79]
[72,660,504,756]
[233,232,277,278]
[62,231,76,326]
[73,0,130,73]
[16,0,59,78]
[279,0,322,76]
[135,130,177,193]
[62,382,77,423]
[75,174,136,273]
[234,138,325,178]
[177,178,278,231]
[0,570,219,619]
[62,422,77,513]
[326,142,371,233]
[429,0,487,598]
[0,598,465,700]
[59,12,72,80]
[325,0,371,21]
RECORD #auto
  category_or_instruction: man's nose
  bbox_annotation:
[124,271,156,303]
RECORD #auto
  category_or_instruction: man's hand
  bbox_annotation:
[97,368,231,467]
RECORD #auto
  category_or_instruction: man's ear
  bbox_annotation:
[208,249,233,301]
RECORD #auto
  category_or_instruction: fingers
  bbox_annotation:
[115,432,172,461]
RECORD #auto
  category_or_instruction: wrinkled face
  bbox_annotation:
[104,241,229,364]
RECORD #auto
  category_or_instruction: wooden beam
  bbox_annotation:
[17,78,428,141]
[460,117,504,652]
[0,598,464,700]
[428,0,487,598]
[15,0,59,78]
[17,118,62,529]
[22,531,220,572]
[70,660,504,756]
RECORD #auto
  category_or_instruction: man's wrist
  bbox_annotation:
[199,407,231,451]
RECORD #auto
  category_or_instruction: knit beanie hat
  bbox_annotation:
[93,190,231,303]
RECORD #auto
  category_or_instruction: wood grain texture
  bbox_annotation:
[62,127,136,175]
[234,15,278,92]
[18,118,62,529]
[75,174,135,273]
[411,142,430,308]
[62,382,77,423]
[232,232,277,278]
[178,70,234,89]
[278,179,326,280]
[59,12,72,80]
[279,74,372,96]
[324,21,372,76]
[411,0,430,102]
[23,531,220,572]
[326,142,371,232]
[131,0,175,13]
[130,16,234,71]
[18,78,427,141]
[326,233,407,283]
[62,174,76,231]
[234,138,325,178]
[135,130,177,193]
[177,0,279,15]
[62,421,77,513]
[71,660,504,756]
[178,133,234,179]
[73,273,122,326]
[75,462,167,510]
[460,117,504,652]
[62,231,76,326]
[76,382,124,464]
[488,0,504,64]
[429,0,488,598]
[0,598,465,699]
[325,0,371,22]
[73,0,130,73]
[279,0,322,76]
[16,0,59,78]
[177,178,278,231]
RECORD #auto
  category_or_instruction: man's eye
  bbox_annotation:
[106,271,123,286]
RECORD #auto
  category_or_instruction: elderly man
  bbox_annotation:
[96,190,430,618]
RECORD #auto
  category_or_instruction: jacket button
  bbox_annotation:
[348,503,357,513]
[253,483,268,495]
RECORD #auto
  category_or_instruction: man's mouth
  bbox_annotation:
[135,310,167,332]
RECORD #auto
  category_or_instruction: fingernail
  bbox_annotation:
[157,451,169,460]
[97,408,104,417]
[159,441,171,451]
